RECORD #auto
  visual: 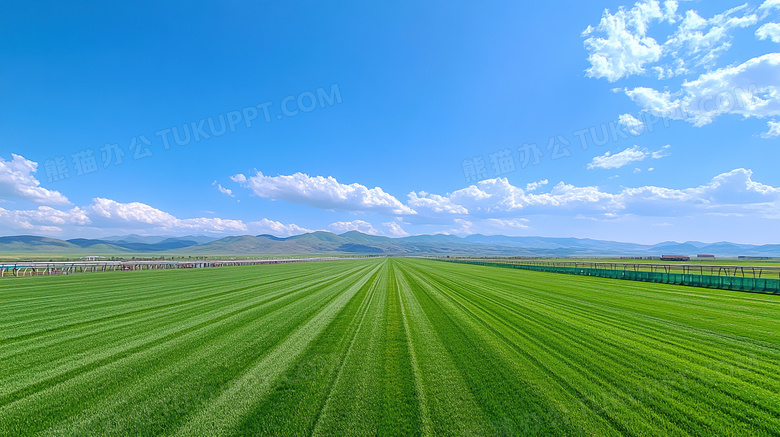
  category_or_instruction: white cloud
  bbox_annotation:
[616,168,780,218]
[248,218,311,237]
[407,191,469,215]
[762,119,780,138]
[582,0,674,82]
[213,181,235,197]
[88,198,248,233]
[587,145,650,169]
[0,206,89,233]
[0,195,313,238]
[405,168,780,220]
[624,86,680,115]
[618,113,645,135]
[587,2,780,132]
[584,2,761,81]
[484,218,530,229]
[329,220,380,235]
[446,218,474,235]
[232,171,415,215]
[756,22,780,42]
[85,198,315,236]
[651,144,672,159]
[175,217,249,232]
[408,178,618,218]
[328,219,412,237]
[89,198,178,226]
[526,179,549,192]
[383,221,410,237]
[760,0,780,14]
[625,53,780,126]
[0,154,69,205]
[664,6,758,71]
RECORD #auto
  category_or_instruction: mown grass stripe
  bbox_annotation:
[0,264,354,343]
[399,258,780,435]
[230,259,383,436]
[2,257,778,435]
[36,263,380,437]
[310,262,392,436]
[172,261,384,436]
[0,262,379,436]
[399,261,608,435]
[0,263,374,404]
[393,262,486,435]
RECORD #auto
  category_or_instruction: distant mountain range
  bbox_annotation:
[1,232,779,257]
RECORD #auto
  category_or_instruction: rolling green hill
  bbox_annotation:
[1,232,779,257]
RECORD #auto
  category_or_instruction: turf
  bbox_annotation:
[1,258,779,436]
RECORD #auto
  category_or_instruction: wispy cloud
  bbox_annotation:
[587,146,650,170]
[213,181,235,197]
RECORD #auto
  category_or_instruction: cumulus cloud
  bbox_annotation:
[406,168,780,219]
[619,168,780,217]
[87,198,300,235]
[762,119,780,138]
[383,221,410,237]
[248,218,311,236]
[232,171,415,215]
[0,196,310,237]
[409,178,617,217]
[582,0,675,81]
[618,113,646,135]
[583,1,761,81]
[329,220,380,235]
[446,218,474,235]
[625,53,780,126]
[328,219,412,237]
[2,158,777,239]
[0,206,89,233]
[0,154,69,205]
[756,22,780,42]
[407,191,468,215]
[584,2,780,129]
[89,198,180,226]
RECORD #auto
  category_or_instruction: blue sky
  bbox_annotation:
[1,0,779,244]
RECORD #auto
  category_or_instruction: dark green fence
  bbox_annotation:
[440,260,780,294]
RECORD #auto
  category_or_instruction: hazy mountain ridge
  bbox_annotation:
[1,233,779,257]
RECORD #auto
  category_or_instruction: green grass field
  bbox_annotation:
[1,258,779,436]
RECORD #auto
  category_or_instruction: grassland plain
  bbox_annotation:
[1,258,779,436]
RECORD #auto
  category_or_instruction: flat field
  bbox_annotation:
[1,258,779,436]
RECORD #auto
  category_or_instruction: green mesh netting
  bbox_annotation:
[441,260,780,294]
